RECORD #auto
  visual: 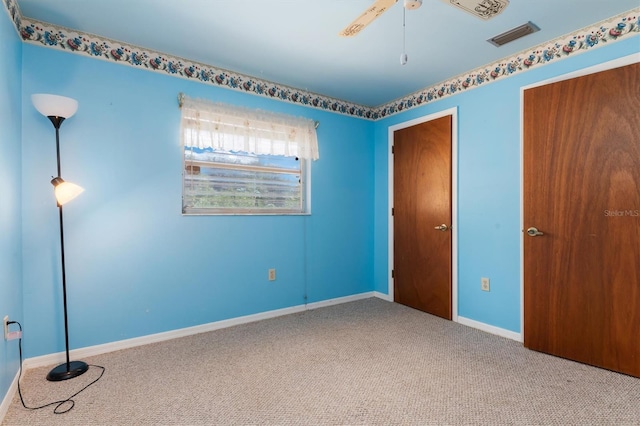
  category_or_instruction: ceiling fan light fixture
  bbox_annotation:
[404,0,423,10]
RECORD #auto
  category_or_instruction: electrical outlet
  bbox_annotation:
[481,277,490,292]
[268,269,276,281]
[3,316,9,340]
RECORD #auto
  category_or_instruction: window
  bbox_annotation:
[180,95,319,215]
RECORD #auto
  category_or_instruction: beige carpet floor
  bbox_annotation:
[2,298,639,425]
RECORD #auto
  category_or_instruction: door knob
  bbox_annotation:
[434,224,449,231]
[526,227,544,237]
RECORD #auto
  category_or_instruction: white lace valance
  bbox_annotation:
[180,95,319,160]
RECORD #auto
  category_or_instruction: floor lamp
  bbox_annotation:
[32,94,89,382]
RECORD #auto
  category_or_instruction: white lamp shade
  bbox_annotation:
[52,179,84,205]
[32,94,78,119]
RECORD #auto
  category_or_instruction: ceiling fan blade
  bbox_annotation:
[442,0,509,20]
[339,0,398,37]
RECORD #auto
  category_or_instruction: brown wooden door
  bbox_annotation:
[394,115,452,319]
[523,62,640,377]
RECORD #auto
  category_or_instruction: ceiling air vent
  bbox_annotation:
[488,21,540,47]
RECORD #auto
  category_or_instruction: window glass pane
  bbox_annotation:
[183,147,305,214]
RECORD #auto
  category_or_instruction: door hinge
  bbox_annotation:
[392,207,394,216]
[392,145,395,154]
[391,269,395,279]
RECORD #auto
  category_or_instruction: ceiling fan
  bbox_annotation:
[339,0,510,37]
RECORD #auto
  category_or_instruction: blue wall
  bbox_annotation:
[20,45,374,358]
[373,36,640,333]
[0,7,23,406]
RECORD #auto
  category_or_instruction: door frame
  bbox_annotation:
[519,52,640,339]
[388,107,459,322]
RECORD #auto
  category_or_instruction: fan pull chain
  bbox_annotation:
[401,6,408,65]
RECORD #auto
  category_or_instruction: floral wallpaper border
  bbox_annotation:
[372,10,639,119]
[3,0,639,120]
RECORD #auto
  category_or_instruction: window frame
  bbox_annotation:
[181,142,312,216]
[179,96,318,216]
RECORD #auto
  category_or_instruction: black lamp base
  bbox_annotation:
[46,360,89,382]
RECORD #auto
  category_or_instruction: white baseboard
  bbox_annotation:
[23,292,375,370]
[0,370,19,424]
[305,292,374,310]
[457,316,522,342]
[371,294,520,341]
[373,291,393,302]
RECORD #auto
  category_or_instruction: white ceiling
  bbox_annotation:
[16,0,640,106]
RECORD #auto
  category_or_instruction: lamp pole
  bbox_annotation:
[45,114,88,381]
[32,92,89,382]
[50,116,74,373]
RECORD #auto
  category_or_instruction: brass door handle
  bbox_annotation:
[434,224,449,231]
[526,227,544,237]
